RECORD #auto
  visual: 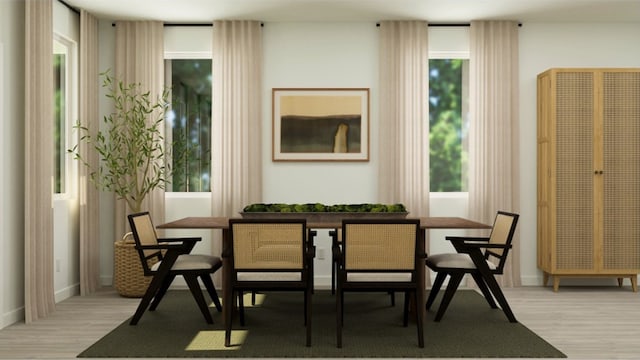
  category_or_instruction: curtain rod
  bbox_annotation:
[164,22,265,27]
[376,22,522,27]
[112,23,265,27]
[58,0,80,15]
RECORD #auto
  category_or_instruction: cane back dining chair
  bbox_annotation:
[335,219,425,348]
[224,218,316,347]
[330,229,397,305]
[127,212,223,325]
[425,211,519,322]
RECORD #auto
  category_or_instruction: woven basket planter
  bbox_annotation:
[113,236,152,298]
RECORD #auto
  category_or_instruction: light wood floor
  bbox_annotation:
[0,285,639,359]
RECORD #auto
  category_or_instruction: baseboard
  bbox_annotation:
[1,306,24,329]
[55,284,80,303]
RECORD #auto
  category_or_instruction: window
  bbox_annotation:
[165,59,212,192]
[429,58,469,192]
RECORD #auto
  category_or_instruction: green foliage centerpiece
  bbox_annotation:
[243,203,407,213]
[241,203,408,222]
[69,71,173,213]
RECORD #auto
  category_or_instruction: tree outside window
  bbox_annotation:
[429,58,469,192]
[53,50,66,194]
[165,59,212,192]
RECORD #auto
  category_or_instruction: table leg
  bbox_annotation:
[222,229,233,347]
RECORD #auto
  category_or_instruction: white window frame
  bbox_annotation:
[53,33,78,199]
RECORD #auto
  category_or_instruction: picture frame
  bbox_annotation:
[272,88,370,161]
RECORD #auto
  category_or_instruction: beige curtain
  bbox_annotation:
[211,20,263,264]
[377,21,430,218]
[78,10,100,295]
[468,21,521,286]
[113,21,165,236]
[24,0,55,322]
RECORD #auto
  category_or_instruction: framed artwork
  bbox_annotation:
[272,88,369,161]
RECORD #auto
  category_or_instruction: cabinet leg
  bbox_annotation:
[631,276,638,292]
[553,277,560,292]
[617,277,623,287]
[543,272,549,286]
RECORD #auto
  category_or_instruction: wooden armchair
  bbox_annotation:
[127,212,223,325]
[425,211,520,322]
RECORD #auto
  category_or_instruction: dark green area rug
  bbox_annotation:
[78,290,566,358]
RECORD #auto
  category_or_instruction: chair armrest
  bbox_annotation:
[135,243,189,251]
[157,237,201,244]
[308,230,318,240]
[462,243,512,250]
[157,237,200,253]
[447,236,511,255]
[449,240,511,255]
[446,236,490,243]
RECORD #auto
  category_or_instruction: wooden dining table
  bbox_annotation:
[158,216,491,231]
[157,216,491,328]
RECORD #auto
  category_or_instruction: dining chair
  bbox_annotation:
[425,211,519,322]
[335,219,425,348]
[224,218,316,347]
[127,212,223,325]
[330,228,397,305]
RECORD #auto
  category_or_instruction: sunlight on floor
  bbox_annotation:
[186,330,248,350]
[191,293,268,350]
[217,292,267,308]
[243,292,267,307]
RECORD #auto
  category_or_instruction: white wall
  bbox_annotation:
[1,0,25,328]
[262,22,380,204]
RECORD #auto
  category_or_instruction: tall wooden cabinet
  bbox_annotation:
[537,68,640,291]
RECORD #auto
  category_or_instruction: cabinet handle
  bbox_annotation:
[594,170,604,175]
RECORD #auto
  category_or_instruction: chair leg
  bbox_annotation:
[130,267,173,325]
[341,287,345,325]
[303,289,308,326]
[149,274,175,311]
[434,273,464,322]
[305,287,312,347]
[224,290,234,347]
[426,271,447,310]
[414,289,425,348]
[403,291,410,327]
[200,274,223,312]
[470,272,497,309]
[331,255,337,295]
[336,288,343,348]
[331,263,335,295]
[184,275,214,324]
[479,271,517,323]
[238,291,246,326]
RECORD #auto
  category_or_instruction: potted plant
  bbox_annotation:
[69,70,172,213]
[69,70,175,297]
